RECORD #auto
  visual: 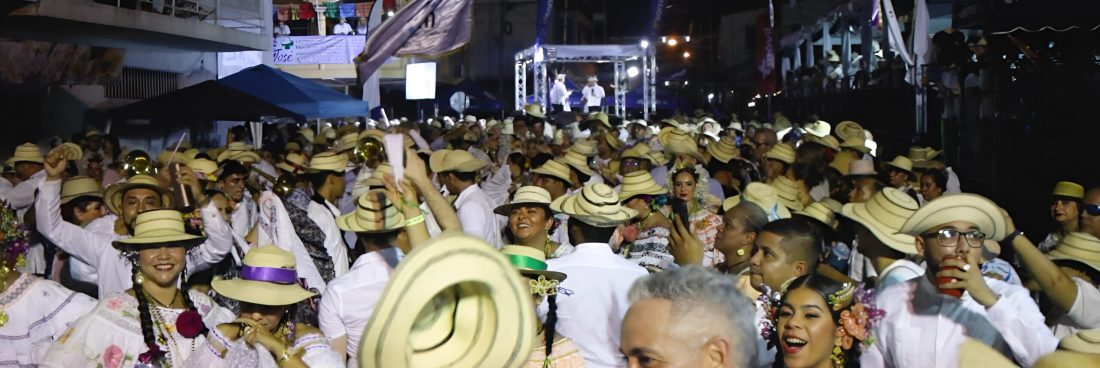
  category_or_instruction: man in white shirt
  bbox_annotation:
[543,183,647,368]
[532,160,575,252]
[581,76,605,113]
[275,21,291,36]
[217,160,255,241]
[35,154,233,296]
[333,18,353,35]
[2,143,47,217]
[549,73,569,115]
[839,188,924,290]
[863,194,1058,367]
[304,151,351,278]
[429,149,502,248]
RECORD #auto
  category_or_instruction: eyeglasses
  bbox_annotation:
[922,229,987,248]
[1084,204,1100,216]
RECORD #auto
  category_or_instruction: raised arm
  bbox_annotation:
[177,164,232,273]
[1002,209,1078,310]
[404,148,461,232]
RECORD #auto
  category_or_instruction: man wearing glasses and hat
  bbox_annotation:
[863,194,1057,367]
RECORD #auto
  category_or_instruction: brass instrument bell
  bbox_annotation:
[273,174,297,198]
[354,136,385,164]
[122,150,156,178]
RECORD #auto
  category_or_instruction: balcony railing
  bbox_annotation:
[94,0,264,33]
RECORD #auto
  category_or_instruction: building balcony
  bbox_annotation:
[2,0,269,52]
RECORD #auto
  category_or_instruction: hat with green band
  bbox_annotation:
[501,245,567,285]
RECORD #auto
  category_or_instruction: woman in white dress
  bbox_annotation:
[0,203,96,366]
[41,209,235,368]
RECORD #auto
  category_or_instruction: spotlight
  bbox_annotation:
[683,51,691,59]
[640,40,649,49]
[668,38,678,46]
[627,66,639,78]
[685,36,691,43]
[664,81,670,86]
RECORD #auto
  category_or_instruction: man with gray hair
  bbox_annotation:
[621,266,758,368]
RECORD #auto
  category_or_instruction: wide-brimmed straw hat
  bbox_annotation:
[309,151,348,173]
[829,151,858,176]
[337,191,405,233]
[584,112,612,129]
[803,120,831,138]
[10,143,43,164]
[189,158,219,181]
[658,128,705,163]
[884,156,914,175]
[622,143,664,167]
[358,231,535,368]
[727,182,792,219]
[524,104,546,119]
[112,209,205,250]
[898,193,1008,241]
[562,151,596,177]
[765,143,796,165]
[276,153,308,174]
[361,163,393,189]
[841,188,920,255]
[835,121,864,141]
[51,143,83,161]
[551,183,638,227]
[501,245,567,282]
[103,174,172,216]
[618,171,667,202]
[1047,232,1100,274]
[1059,328,1100,354]
[60,176,104,205]
[805,134,840,151]
[1052,181,1086,200]
[430,149,489,173]
[211,245,317,306]
[707,137,740,164]
[795,202,838,229]
[770,176,806,211]
[907,146,942,169]
[531,160,572,183]
[335,133,359,153]
[570,139,598,157]
[840,137,871,154]
[958,338,1019,368]
[494,186,552,216]
[848,160,877,177]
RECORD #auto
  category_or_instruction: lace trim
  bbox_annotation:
[0,274,35,306]
[0,291,79,340]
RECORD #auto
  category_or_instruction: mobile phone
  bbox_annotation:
[668,197,690,225]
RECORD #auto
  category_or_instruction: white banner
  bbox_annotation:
[273,36,366,65]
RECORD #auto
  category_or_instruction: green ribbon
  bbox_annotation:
[506,254,547,271]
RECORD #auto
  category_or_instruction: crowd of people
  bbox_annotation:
[1,104,1099,368]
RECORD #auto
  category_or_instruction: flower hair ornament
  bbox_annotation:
[828,283,886,368]
[529,275,559,297]
[665,164,711,208]
[755,284,782,348]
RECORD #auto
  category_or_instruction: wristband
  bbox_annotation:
[405,214,425,227]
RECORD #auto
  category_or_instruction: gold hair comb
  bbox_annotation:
[829,283,857,311]
[529,276,559,297]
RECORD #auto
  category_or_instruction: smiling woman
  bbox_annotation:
[773,274,883,368]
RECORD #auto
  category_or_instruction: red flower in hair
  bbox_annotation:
[138,345,165,364]
[176,310,204,338]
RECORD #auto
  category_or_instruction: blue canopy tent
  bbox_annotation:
[219,65,370,119]
[436,79,503,114]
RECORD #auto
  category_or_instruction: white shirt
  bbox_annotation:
[3,170,45,217]
[230,191,256,240]
[34,179,234,296]
[582,84,605,107]
[454,184,503,248]
[67,214,118,285]
[1051,277,1100,339]
[862,276,1058,367]
[333,22,353,35]
[550,80,569,105]
[275,24,291,36]
[306,200,350,277]
[319,247,403,368]
[876,259,924,291]
[945,166,961,193]
[0,274,96,367]
[540,243,648,368]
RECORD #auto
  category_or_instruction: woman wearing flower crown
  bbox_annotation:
[42,209,235,368]
[770,274,883,368]
[667,166,724,268]
[500,245,585,368]
[0,202,97,367]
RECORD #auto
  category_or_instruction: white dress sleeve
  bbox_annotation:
[983,280,1059,366]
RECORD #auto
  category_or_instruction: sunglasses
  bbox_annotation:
[1085,204,1100,216]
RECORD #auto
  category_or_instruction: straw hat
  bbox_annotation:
[1035,351,1100,368]
[276,153,308,174]
[840,137,871,154]
[707,137,740,164]
[359,129,385,141]
[322,126,336,140]
[907,147,942,169]
[501,245,566,281]
[217,148,261,164]
[180,148,199,163]
[803,120,831,138]
[819,198,843,214]
[622,143,663,167]
[897,193,1008,241]
[727,121,745,132]
[795,202,838,229]
[531,160,572,183]
[848,160,877,177]
[51,143,83,161]
[584,112,612,129]
[725,182,792,219]
[770,176,806,211]
[361,163,393,189]
[721,195,742,212]
[570,139,599,157]
[1059,328,1100,354]
[600,132,623,151]
[189,158,219,181]
[336,191,405,233]
[524,104,546,119]
[430,149,488,173]
[618,171,668,202]
[297,127,315,143]
[958,338,1019,368]
[658,128,705,163]
[829,151,858,175]
[112,209,205,250]
[358,231,535,368]
[104,174,172,216]
[884,156,913,175]
[765,143,796,165]
[551,183,638,227]
[493,186,552,216]
[840,188,920,255]
[60,176,103,205]
[562,151,596,177]
[835,121,864,141]
[1052,181,1086,200]
[1047,232,1100,274]
[10,143,43,164]
[806,134,840,151]
[309,151,349,173]
[211,245,317,306]
[335,133,359,153]
[85,130,102,138]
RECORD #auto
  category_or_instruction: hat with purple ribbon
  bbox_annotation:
[211,245,316,306]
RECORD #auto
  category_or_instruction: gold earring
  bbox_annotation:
[135,273,144,285]
[736,248,746,257]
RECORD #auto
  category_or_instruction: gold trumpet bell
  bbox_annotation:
[122,150,157,178]
[355,136,385,165]
[273,174,297,198]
